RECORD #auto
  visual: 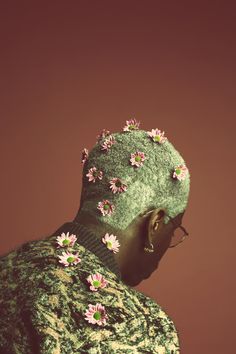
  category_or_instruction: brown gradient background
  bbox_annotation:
[0,1,235,353]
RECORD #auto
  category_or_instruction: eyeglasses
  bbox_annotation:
[165,213,189,248]
[141,209,189,248]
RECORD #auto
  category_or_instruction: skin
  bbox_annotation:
[75,208,185,287]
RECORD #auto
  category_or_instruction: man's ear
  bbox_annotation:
[145,208,166,248]
[149,208,166,232]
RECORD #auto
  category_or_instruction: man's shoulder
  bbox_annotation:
[0,228,180,353]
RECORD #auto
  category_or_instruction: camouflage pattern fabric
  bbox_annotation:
[0,221,180,353]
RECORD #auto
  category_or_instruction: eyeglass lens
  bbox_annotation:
[170,228,186,247]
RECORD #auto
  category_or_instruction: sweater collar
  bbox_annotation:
[51,220,122,280]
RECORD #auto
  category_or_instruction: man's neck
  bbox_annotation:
[73,209,121,239]
[51,212,122,279]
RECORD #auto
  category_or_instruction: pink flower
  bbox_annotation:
[97,199,115,216]
[58,251,81,267]
[56,232,77,248]
[96,129,111,143]
[86,272,108,292]
[86,167,103,183]
[84,303,108,326]
[172,165,188,181]
[81,148,89,164]
[100,135,116,152]
[102,233,120,254]
[147,128,167,144]
[130,151,146,167]
[109,177,128,194]
[123,118,140,131]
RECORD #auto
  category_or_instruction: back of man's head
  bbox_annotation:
[79,121,190,232]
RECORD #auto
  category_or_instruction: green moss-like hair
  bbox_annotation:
[79,129,190,231]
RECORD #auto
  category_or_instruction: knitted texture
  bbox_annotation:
[80,128,190,231]
[0,221,180,353]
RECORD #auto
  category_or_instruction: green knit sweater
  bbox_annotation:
[0,221,180,353]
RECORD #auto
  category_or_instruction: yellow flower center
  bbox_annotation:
[67,256,75,263]
[93,311,101,320]
[93,280,101,287]
[63,239,70,245]
[107,241,112,249]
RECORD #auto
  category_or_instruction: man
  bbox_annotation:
[0,119,190,353]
